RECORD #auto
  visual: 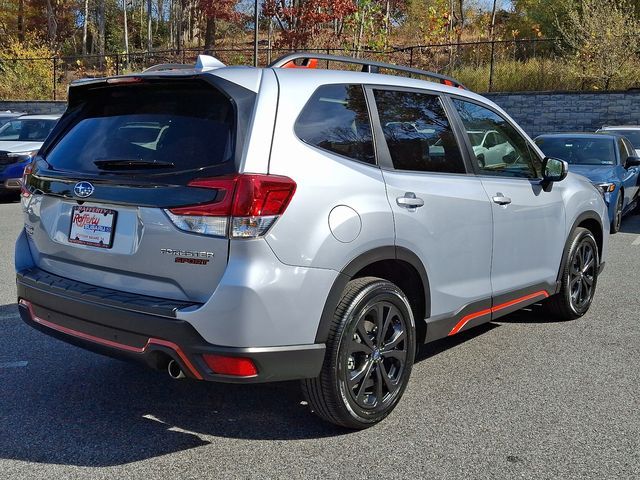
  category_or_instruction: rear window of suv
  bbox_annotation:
[45,80,238,176]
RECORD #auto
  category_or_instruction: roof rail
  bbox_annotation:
[268,52,466,89]
[143,55,225,73]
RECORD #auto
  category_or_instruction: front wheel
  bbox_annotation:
[544,227,599,320]
[610,192,623,233]
[302,277,416,429]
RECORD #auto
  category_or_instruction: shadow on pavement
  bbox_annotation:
[0,301,516,467]
[619,214,640,234]
[0,193,20,204]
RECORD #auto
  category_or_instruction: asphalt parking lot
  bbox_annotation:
[1,199,639,479]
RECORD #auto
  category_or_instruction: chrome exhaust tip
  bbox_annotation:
[167,359,186,379]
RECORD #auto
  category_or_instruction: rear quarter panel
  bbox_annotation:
[265,74,395,271]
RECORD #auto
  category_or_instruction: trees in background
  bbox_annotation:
[0,0,639,69]
[558,0,640,90]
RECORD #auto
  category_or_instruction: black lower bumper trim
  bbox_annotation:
[17,268,325,383]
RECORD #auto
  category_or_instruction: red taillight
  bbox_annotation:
[169,176,237,217]
[231,174,296,217]
[202,354,258,377]
[21,163,33,198]
[165,174,296,238]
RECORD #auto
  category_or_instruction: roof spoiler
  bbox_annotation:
[142,54,226,72]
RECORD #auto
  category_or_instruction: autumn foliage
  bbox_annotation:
[263,0,357,48]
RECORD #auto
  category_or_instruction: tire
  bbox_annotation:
[544,227,599,320]
[610,192,623,233]
[302,277,416,429]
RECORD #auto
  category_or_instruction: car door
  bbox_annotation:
[367,86,494,338]
[617,138,640,207]
[450,97,565,306]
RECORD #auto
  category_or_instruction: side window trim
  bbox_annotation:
[363,86,394,170]
[364,84,475,175]
[445,93,544,181]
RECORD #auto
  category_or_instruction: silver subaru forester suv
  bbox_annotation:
[17,54,609,428]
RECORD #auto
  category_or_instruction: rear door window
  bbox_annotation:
[372,89,466,174]
[45,81,237,176]
[294,84,375,164]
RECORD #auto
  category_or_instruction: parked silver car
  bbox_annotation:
[17,54,609,428]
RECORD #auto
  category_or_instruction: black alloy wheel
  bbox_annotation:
[611,193,623,233]
[544,227,599,320]
[302,277,416,429]
[343,300,408,412]
[568,238,597,312]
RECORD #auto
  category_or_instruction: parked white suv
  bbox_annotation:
[17,54,609,428]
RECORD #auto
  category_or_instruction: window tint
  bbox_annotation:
[45,81,236,175]
[618,138,633,163]
[373,90,465,173]
[624,138,637,158]
[0,119,56,142]
[453,99,541,178]
[295,84,375,164]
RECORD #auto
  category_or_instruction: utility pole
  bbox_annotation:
[488,0,498,92]
[254,0,259,67]
[147,0,152,52]
[123,0,130,67]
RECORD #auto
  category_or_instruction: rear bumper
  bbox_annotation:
[17,267,325,383]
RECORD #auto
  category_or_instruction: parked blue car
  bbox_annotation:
[535,133,640,233]
[0,115,60,198]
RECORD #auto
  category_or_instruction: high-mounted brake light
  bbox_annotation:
[106,76,144,84]
[165,174,296,238]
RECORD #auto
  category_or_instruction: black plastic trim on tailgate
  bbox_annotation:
[17,267,199,318]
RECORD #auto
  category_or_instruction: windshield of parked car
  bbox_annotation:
[604,130,640,149]
[535,137,616,165]
[0,119,57,142]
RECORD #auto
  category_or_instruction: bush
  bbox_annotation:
[0,37,55,100]
[450,57,640,92]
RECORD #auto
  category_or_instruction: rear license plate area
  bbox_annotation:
[69,206,117,249]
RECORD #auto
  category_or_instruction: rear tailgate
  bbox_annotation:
[22,75,256,303]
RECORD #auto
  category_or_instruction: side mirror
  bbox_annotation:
[542,157,568,188]
[624,156,640,168]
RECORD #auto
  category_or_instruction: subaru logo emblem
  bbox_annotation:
[74,181,94,198]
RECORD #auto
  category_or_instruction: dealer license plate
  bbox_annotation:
[69,206,117,249]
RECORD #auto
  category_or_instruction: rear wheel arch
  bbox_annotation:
[315,247,430,344]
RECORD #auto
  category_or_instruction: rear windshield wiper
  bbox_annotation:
[94,159,175,170]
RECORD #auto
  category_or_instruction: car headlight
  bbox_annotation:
[6,150,38,163]
[594,182,616,196]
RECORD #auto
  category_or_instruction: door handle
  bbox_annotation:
[492,193,512,205]
[396,192,425,209]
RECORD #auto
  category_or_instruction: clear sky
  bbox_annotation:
[478,0,513,10]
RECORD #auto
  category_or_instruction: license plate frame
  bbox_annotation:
[68,206,117,249]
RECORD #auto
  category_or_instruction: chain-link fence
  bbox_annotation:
[0,38,573,100]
